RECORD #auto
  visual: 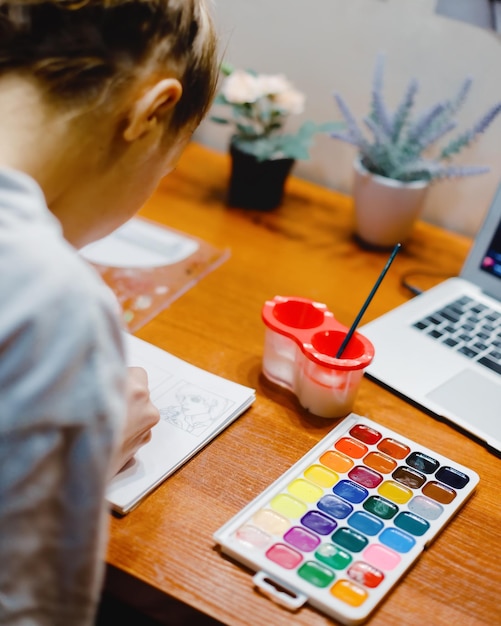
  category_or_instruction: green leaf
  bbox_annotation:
[213,93,228,105]
[235,122,258,138]
[283,141,311,160]
[220,61,234,76]
[316,121,345,133]
[210,116,230,125]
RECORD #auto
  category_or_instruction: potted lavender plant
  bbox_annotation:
[330,54,501,248]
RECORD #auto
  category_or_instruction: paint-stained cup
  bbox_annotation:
[261,296,375,418]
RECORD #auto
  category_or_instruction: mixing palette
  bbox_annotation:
[214,414,479,625]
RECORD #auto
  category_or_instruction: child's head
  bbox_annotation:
[0,0,221,246]
[0,0,219,134]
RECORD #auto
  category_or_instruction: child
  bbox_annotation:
[0,1,219,623]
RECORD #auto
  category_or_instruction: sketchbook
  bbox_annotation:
[80,217,230,332]
[107,334,256,514]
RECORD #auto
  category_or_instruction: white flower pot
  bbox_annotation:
[352,157,429,249]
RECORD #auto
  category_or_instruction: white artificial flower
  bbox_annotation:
[221,69,262,104]
[273,88,306,115]
[255,73,292,96]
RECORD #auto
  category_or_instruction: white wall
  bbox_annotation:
[196,0,501,237]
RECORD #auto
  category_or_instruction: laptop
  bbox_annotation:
[360,183,501,453]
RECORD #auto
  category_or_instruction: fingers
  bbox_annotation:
[110,367,160,476]
[126,367,160,430]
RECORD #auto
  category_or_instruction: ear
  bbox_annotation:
[123,78,183,142]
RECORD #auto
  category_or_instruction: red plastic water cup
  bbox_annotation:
[261,296,375,418]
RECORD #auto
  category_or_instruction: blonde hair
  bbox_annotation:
[0,0,220,131]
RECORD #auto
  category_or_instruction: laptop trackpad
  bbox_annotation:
[426,369,501,439]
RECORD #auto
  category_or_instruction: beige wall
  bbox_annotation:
[195,0,501,237]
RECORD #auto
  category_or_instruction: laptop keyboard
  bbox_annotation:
[412,295,501,375]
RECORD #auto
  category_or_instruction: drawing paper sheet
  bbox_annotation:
[107,334,255,514]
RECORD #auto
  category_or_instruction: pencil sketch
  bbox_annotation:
[158,380,232,437]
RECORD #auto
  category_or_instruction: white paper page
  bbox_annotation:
[106,334,255,513]
[80,217,199,268]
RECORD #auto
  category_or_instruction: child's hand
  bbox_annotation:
[111,366,160,475]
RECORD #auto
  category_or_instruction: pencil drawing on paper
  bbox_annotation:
[159,380,232,437]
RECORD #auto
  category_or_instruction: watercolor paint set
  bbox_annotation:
[213,414,479,625]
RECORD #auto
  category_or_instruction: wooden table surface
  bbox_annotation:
[104,141,500,626]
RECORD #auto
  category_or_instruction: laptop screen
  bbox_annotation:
[480,221,501,279]
[461,181,501,299]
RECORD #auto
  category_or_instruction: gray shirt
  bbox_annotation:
[0,169,126,625]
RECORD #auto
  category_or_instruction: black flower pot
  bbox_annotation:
[227,143,295,211]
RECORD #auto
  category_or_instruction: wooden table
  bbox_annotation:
[104,142,499,626]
